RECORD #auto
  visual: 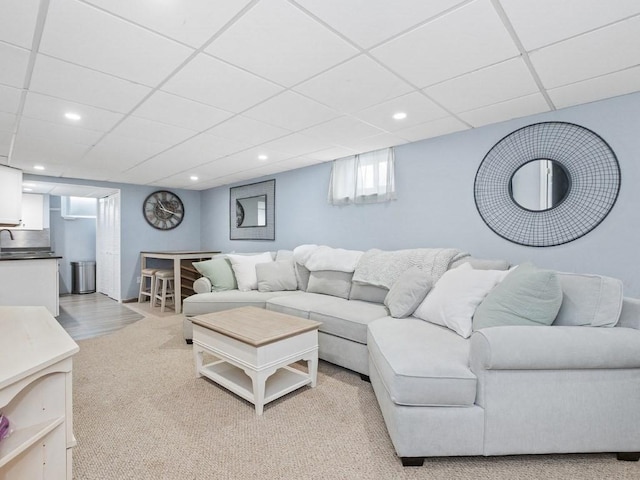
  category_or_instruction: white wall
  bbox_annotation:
[200,92,640,297]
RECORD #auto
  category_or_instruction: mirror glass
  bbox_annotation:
[236,195,267,227]
[510,159,570,211]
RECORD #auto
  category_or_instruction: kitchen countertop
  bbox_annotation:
[0,251,62,260]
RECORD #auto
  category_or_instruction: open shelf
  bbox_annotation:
[200,361,310,406]
[0,417,64,468]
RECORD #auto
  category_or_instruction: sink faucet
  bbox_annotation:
[0,229,14,252]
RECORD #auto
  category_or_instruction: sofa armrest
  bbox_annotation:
[470,325,640,372]
[193,277,212,294]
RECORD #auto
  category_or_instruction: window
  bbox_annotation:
[327,147,396,205]
[61,196,97,219]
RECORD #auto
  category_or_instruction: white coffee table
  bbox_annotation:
[192,306,321,415]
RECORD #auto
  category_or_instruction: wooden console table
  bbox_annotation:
[140,251,220,313]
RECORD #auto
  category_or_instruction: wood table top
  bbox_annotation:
[192,306,321,347]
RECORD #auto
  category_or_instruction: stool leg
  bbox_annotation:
[150,276,156,304]
[160,278,167,313]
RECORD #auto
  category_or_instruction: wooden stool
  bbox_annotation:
[153,269,175,312]
[138,268,158,303]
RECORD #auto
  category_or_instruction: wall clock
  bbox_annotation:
[143,190,184,230]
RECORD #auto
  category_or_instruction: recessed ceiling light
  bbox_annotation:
[64,112,82,121]
[34,165,45,170]
[190,175,199,181]
[392,112,407,120]
[258,154,268,161]
[23,188,33,192]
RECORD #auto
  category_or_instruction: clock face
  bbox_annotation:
[143,190,184,230]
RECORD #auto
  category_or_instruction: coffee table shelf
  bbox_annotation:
[200,359,312,405]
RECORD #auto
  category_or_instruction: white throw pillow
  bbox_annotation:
[413,263,509,338]
[227,252,273,291]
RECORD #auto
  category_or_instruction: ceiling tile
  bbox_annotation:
[294,0,466,48]
[294,55,413,113]
[352,91,449,132]
[0,112,16,133]
[243,91,340,131]
[84,0,253,48]
[60,163,122,182]
[12,134,92,168]
[458,93,550,127]
[19,117,104,146]
[145,133,251,170]
[424,58,539,113]
[206,0,358,86]
[82,134,170,171]
[133,91,233,132]
[0,0,40,49]
[22,92,124,132]
[29,55,152,113]
[109,116,196,146]
[531,16,640,89]
[394,116,470,142]
[0,131,12,157]
[39,0,194,86]
[303,146,358,162]
[0,42,30,88]
[260,133,329,157]
[340,133,409,153]
[0,85,22,115]
[300,116,385,144]
[371,0,519,87]
[162,53,283,112]
[205,115,291,146]
[501,0,640,51]
[548,66,640,109]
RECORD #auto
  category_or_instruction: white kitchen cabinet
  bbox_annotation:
[0,165,22,226]
[9,194,45,230]
[0,306,79,480]
[0,258,60,316]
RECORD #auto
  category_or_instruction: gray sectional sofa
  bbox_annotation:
[181,247,640,466]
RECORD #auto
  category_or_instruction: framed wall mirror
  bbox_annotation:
[230,179,275,240]
[474,122,620,247]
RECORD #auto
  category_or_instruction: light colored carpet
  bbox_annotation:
[72,314,639,479]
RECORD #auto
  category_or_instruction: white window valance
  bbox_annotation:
[327,147,396,205]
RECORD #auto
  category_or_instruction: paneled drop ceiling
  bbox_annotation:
[0,0,639,190]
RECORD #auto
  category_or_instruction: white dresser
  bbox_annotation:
[0,307,79,479]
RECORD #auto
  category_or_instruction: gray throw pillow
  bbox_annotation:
[553,272,623,327]
[306,271,353,299]
[384,267,432,318]
[473,263,563,330]
[256,261,298,292]
[193,257,237,291]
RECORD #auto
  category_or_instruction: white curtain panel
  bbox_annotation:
[327,147,396,205]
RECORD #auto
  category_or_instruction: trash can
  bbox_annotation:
[71,261,96,294]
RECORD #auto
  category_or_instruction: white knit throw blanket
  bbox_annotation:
[352,248,469,289]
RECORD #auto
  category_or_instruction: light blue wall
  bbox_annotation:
[201,92,640,297]
[25,176,203,300]
[49,195,97,294]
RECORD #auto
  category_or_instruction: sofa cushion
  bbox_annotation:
[349,283,388,303]
[183,290,300,316]
[368,317,477,407]
[227,252,273,291]
[306,271,353,299]
[309,300,389,344]
[266,292,334,319]
[384,266,432,318]
[553,272,623,327]
[473,263,563,331]
[256,261,297,292]
[192,256,237,291]
[413,264,508,338]
[295,263,311,291]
